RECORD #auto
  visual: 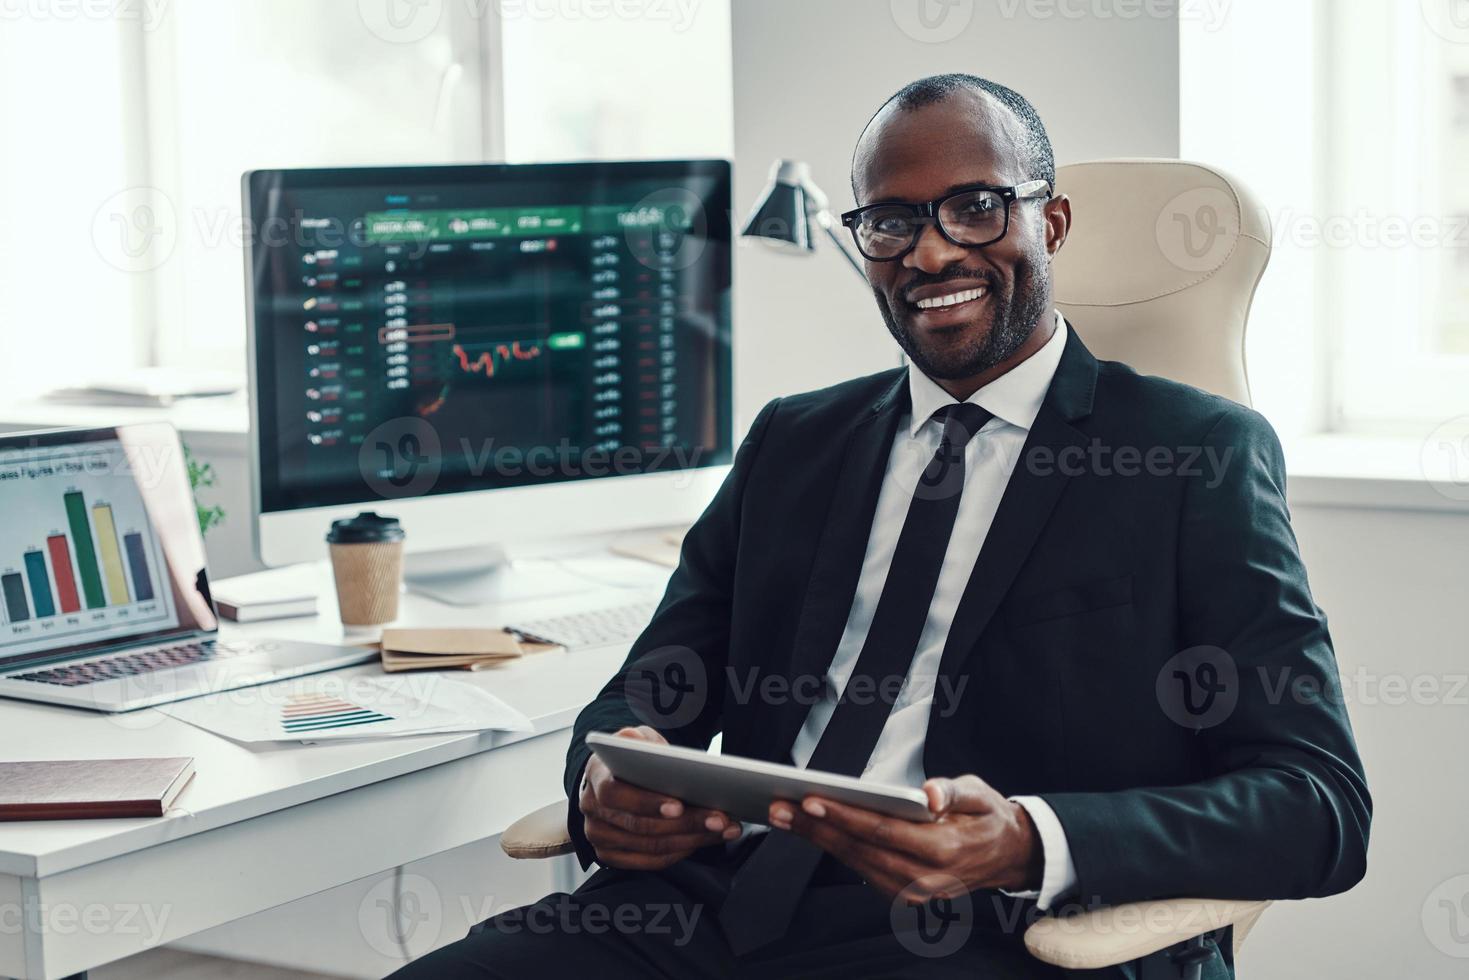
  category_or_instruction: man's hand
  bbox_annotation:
[579,726,742,870]
[768,774,1042,903]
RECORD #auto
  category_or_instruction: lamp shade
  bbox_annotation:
[740,159,819,251]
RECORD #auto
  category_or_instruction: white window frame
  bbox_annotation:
[123,3,510,370]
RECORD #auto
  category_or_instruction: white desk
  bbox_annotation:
[0,553,669,980]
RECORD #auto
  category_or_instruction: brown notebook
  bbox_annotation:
[0,757,195,821]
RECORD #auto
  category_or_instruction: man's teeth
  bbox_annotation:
[914,287,987,310]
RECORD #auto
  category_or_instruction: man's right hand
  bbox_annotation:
[578,725,742,870]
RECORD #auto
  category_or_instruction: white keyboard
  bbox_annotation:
[507,598,660,650]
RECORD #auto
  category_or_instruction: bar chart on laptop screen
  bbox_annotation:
[0,440,178,656]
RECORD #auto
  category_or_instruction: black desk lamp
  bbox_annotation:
[739,159,867,281]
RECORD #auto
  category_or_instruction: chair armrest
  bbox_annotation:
[500,800,574,859]
[1023,898,1270,970]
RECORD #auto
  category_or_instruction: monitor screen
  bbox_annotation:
[244,160,733,514]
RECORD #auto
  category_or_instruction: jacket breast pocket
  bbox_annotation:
[1003,573,1133,631]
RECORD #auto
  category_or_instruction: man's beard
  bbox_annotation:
[877,252,1051,381]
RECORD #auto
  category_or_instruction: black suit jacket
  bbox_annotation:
[565,328,1371,909]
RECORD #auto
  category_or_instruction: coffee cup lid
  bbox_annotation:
[326,511,405,545]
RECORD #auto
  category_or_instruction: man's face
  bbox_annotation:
[852,91,1060,382]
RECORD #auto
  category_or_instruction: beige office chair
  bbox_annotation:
[500,159,1274,976]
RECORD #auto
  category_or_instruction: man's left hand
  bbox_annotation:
[769,774,1043,903]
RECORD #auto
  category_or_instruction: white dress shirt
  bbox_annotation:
[787,310,1077,909]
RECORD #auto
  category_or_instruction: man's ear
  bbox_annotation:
[1044,194,1072,260]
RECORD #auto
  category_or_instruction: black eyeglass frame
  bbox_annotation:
[838,179,1053,262]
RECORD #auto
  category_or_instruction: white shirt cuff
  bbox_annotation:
[1000,795,1077,911]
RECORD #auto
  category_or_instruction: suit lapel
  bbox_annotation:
[758,372,908,763]
[929,330,1100,721]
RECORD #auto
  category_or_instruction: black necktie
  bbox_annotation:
[718,402,994,956]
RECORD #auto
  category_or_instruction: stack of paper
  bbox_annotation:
[379,628,557,672]
[159,673,533,743]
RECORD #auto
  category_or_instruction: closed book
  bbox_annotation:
[0,757,195,821]
[215,596,318,622]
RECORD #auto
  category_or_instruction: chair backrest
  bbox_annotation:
[1051,159,1271,407]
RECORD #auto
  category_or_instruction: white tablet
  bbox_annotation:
[586,732,935,826]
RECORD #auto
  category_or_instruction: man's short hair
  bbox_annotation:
[856,73,1056,192]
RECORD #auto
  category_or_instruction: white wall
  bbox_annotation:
[730,0,1180,424]
[1247,499,1469,980]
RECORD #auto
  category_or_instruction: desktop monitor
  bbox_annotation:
[243,160,733,600]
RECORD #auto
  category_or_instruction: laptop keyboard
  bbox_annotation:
[11,639,251,687]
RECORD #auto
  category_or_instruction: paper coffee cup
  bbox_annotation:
[326,512,405,627]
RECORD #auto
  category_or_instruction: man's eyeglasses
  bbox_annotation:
[839,179,1052,262]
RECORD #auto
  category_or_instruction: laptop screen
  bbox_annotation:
[0,424,217,671]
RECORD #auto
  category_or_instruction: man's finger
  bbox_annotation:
[785,807,927,874]
[924,775,1000,816]
[590,796,740,839]
[615,725,667,745]
[594,775,691,819]
[583,815,725,855]
[798,796,940,862]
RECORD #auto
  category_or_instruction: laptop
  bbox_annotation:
[0,423,375,712]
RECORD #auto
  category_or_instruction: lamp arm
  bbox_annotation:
[818,216,868,281]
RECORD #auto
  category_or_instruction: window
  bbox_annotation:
[0,0,732,394]
[1182,0,1469,438]
[1324,1,1469,429]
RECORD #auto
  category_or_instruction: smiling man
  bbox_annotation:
[391,74,1370,979]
